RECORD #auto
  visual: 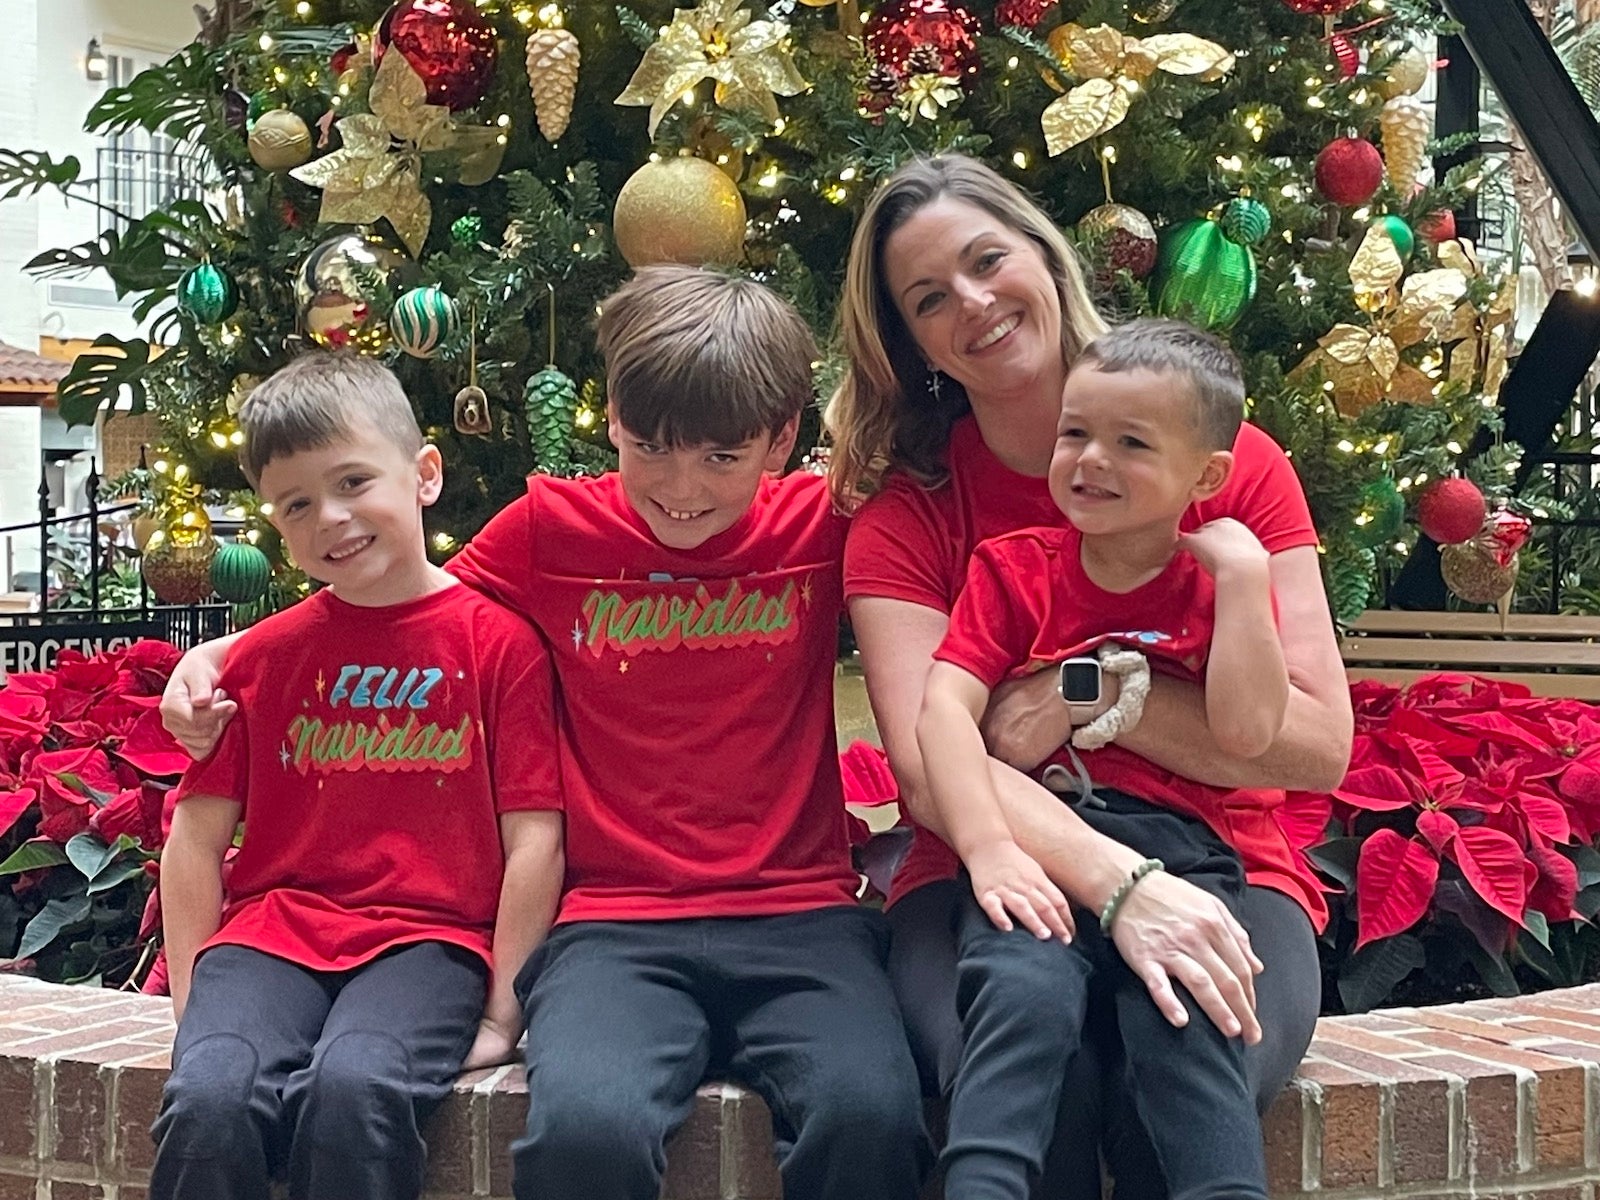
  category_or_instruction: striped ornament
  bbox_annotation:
[389,287,460,359]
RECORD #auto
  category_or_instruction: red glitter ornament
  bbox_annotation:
[1314,136,1384,206]
[866,0,982,81]
[331,40,358,77]
[1417,477,1487,546]
[1417,207,1457,244]
[374,0,498,112]
[996,0,1056,30]
[1328,32,1359,79]
[1280,0,1360,14]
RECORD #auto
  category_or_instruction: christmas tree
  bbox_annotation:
[0,0,1516,618]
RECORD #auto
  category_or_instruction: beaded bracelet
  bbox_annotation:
[1099,857,1165,935]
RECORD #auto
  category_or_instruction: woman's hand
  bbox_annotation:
[1109,871,1264,1042]
[161,650,237,759]
[967,839,1076,942]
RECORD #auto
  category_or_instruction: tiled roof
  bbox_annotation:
[0,342,70,389]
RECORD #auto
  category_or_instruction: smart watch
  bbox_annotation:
[1059,656,1102,726]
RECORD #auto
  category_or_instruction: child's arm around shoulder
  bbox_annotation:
[1178,518,1289,760]
[161,792,242,1022]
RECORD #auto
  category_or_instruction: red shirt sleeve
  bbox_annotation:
[446,490,540,616]
[844,478,954,612]
[171,709,249,808]
[932,539,1041,688]
[482,615,563,814]
[1205,424,1319,554]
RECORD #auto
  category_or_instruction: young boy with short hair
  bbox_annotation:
[917,318,1325,1200]
[153,353,563,1200]
[163,268,928,1200]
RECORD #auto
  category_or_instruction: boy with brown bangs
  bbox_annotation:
[162,266,928,1200]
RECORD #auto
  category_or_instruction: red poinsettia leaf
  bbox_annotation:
[1391,707,1485,758]
[839,740,899,808]
[0,786,37,840]
[1443,710,1555,754]
[1416,808,1459,853]
[1519,791,1572,844]
[1450,825,1532,926]
[1335,766,1417,812]
[1452,779,1509,813]
[112,709,192,779]
[1394,740,1467,792]
[1355,829,1438,948]
[139,946,168,997]
[1279,790,1333,849]
[137,874,163,941]
[1527,838,1580,922]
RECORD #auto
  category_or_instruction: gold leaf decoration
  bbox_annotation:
[615,0,807,138]
[1042,78,1131,155]
[1349,223,1406,300]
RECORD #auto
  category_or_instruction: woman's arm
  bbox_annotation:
[980,546,1351,791]
[851,595,1260,1039]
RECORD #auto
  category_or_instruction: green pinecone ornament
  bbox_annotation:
[1328,548,1376,625]
[524,365,578,473]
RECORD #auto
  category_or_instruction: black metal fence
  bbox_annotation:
[94,144,205,233]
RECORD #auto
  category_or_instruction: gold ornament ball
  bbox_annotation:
[142,537,218,605]
[1441,542,1519,605]
[131,514,161,552]
[613,157,747,269]
[248,110,313,171]
[294,232,414,353]
[1375,41,1430,99]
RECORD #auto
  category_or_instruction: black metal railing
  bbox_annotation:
[94,144,205,232]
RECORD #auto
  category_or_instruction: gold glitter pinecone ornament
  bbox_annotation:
[1380,95,1430,193]
[525,28,580,142]
[1440,541,1519,605]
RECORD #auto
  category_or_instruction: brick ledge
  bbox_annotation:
[3,976,1600,1199]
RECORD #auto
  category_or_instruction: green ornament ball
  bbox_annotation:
[451,214,483,247]
[389,286,460,359]
[209,540,273,604]
[1352,476,1405,548]
[246,90,275,126]
[1153,220,1257,330]
[1220,197,1271,247]
[177,262,240,325]
[1375,213,1416,261]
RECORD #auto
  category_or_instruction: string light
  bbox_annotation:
[1012,151,1029,169]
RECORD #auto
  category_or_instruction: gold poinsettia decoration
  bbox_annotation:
[615,0,808,138]
[1041,24,1234,156]
[1290,228,1514,416]
[897,73,963,123]
[291,50,504,257]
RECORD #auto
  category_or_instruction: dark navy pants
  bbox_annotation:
[510,906,931,1200]
[149,941,486,1200]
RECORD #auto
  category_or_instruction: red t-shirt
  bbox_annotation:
[172,585,560,972]
[844,415,1320,906]
[447,471,861,924]
[937,527,1327,929]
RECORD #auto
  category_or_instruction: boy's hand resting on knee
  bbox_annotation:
[968,840,1075,942]
[161,648,238,759]
[462,1016,523,1070]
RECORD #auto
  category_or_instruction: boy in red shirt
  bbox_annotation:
[154,353,563,1200]
[917,319,1309,1200]
[162,268,928,1200]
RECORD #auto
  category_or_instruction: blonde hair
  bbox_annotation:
[598,264,818,446]
[239,352,422,488]
[827,155,1107,509]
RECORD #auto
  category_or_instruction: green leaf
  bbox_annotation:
[86,862,147,896]
[1337,933,1425,1013]
[17,894,93,959]
[55,335,159,427]
[1306,837,1363,890]
[1523,909,1552,950]
[0,840,70,877]
[1577,884,1600,922]
[1573,845,1600,889]
[0,148,82,200]
[1515,924,1567,985]
[1464,939,1521,998]
[84,44,219,142]
[65,833,139,881]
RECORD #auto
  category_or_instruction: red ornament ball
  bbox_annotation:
[866,0,982,80]
[1281,0,1360,14]
[374,0,498,112]
[1418,207,1457,244]
[996,0,1056,30]
[1417,477,1487,545]
[1314,137,1385,206]
[331,41,358,77]
[1329,33,1359,79]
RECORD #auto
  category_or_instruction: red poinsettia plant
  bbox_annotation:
[1286,673,1600,1012]
[0,640,189,989]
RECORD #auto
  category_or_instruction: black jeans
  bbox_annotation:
[509,906,931,1200]
[150,941,486,1200]
[941,791,1268,1200]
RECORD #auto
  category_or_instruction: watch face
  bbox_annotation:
[1061,659,1100,704]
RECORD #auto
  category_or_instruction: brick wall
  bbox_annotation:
[2,974,1600,1200]
[96,413,162,483]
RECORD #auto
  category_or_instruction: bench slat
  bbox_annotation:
[1346,611,1600,639]
[1341,637,1600,668]
[1347,667,1600,699]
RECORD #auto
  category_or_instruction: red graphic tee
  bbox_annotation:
[172,585,560,972]
[447,471,861,924]
[844,416,1320,905]
[937,527,1327,929]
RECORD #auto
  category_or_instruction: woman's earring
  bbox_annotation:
[927,369,943,402]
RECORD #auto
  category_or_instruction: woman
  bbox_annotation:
[829,155,1352,1196]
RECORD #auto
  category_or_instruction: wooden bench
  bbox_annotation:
[1340,609,1600,699]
